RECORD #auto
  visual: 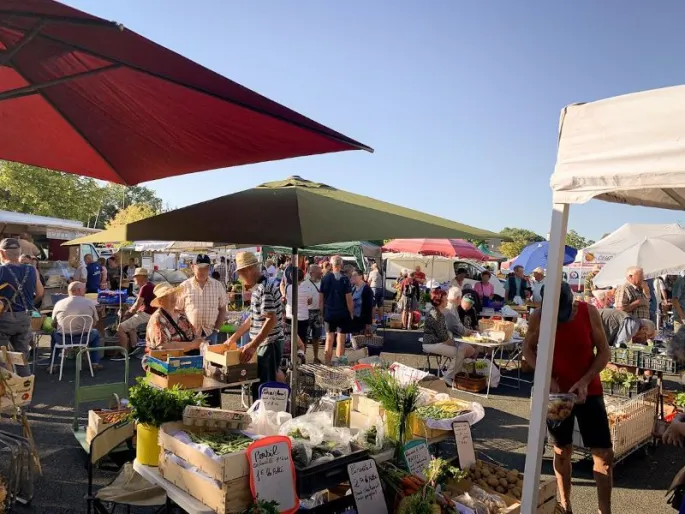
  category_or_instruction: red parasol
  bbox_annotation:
[382,238,489,260]
[0,0,372,185]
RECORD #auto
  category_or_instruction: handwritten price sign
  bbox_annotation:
[452,421,476,469]
[403,439,432,480]
[260,386,289,412]
[347,459,388,514]
[247,436,299,514]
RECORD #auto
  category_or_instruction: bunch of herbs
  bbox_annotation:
[128,378,206,428]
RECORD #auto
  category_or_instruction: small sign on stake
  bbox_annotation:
[453,420,476,470]
[347,459,388,514]
[246,436,299,514]
[259,385,289,412]
[403,439,432,480]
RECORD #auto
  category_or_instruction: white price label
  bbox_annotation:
[347,459,388,514]
[260,386,289,412]
[453,421,476,470]
[403,440,432,480]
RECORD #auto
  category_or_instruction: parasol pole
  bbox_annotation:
[289,248,299,413]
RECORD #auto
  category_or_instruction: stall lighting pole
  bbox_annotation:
[520,203,569,513]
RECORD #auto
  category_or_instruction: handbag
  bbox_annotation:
[667,465,685,511]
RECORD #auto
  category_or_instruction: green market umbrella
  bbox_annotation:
[65,176,501,403]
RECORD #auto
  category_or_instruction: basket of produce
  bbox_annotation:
[455,361,487,392]
[610,347,641,367]
[547,393,576,427]
[641,353,680,373]
[600,368,654,397]
[29,312,45,332]
[411,399,484,434]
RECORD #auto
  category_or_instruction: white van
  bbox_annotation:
[383,253,505,298]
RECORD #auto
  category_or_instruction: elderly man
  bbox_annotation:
[530,267,546,305]
[226,252,283,399]
[50,281,103,371]
[303,263,323,363]
[672,273,685,332]
[584,265,602,302]
[599,309,655,348]
[117,268,156,352]
[0,238,44,376]
[83,254,102,294]
[321,255,354,364]
[444,287,476,339]
[505,265,531,301]
[179,254,227,344]
[214,256,228,285]
[614,266,650,320]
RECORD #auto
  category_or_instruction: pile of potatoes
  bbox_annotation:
[467,461,523,499]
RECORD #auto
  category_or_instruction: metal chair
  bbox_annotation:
[50,314,95,381]
[418,336,452,378]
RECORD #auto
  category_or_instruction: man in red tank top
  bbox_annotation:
[523,282,613,514]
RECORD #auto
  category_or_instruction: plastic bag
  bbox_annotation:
[500,305,519,318]
[474,359,501,388]
[278,412,329,445]
[247,400,292,436]
[353,415,386,452]
[416,391,450,408]
[453,493,489,514]
[469,486,508,513]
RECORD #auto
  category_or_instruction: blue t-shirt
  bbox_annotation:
[321,272,352,319]
[86,262,102,293]
[0,264,36,312]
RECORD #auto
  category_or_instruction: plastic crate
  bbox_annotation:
[640,354,679,373]
[97,289,129,305]
[295,445,370,497]
[305,493,356,513]
[602,377,655,398]
[610,348,641,367]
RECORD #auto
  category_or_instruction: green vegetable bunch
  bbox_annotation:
[188,432,252,455]
[128,378,206,428]
[600,368,638,388]
[241,498,279,514]
[675,393,685,408]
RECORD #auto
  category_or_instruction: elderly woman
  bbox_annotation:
[145,282,202,353]
[422,289,472,386]
[472,270,495,300]
[458,295,479,330]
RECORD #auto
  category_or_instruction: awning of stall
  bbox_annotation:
[0,0,371,185]
[65,176,503,248]
[551,85,685,208]
[261,241,381,271]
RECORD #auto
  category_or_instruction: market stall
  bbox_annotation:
[261,241,381,272]
[523,84,685,512]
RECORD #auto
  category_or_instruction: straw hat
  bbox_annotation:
[150,281,181,308]
[133,267,149,277]
[235,251,259,271]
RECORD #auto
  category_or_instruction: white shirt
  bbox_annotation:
[368,270,382,289]
[266,265,277,278]
[532,279,545,303]
[302,279,321,310]
[286,283,312,320]
[178,277,228,336]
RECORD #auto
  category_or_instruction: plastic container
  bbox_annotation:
[136,423,160,466]
[295,444,369,496]
[547,393,576,427]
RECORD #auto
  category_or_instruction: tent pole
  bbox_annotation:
[521,203,569,514]
[289,248,299,413]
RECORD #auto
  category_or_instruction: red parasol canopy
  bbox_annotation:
[0,0,372,185]
[382,238,489,260]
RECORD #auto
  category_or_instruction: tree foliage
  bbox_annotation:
[106,203,157,229]
[0,161,163,228]
[565,229,595,250]
[497,227,545,258]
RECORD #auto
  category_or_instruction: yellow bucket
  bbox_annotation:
[136,423,160,466]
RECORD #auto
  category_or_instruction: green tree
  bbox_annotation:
[94,184,163,228]
[0,161,105,224]
[565,229,595,250]
[497,227,545,258]
[106,203,157,229]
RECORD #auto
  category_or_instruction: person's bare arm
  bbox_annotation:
[522,309,541,367]
[34,272,44,301]
[674,298,685,320]
[215,305,227,330]
[226,316,251,345]
[346,293,354,318]
[568,304,610,401]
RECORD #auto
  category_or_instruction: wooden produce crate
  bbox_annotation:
[351,394,384,419]
[182,406,250,430]
[86,409,134,463]
[159,422,250,482]
[159,452,251,514]
[204,344,258,383]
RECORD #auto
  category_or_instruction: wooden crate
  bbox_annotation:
[182,406,250,430]
[159,452,251,514]
[351,394,384,419]
[205,344,257,367]
[146,371,204,389]
[159,422,249,482]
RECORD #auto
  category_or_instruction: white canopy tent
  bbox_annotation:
[523,85,685,512]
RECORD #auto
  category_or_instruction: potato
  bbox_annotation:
[469,464,477,472]
[478,479,488,488]
[512,488,522,499]
[496,469,506,478]
[499,478,508,487]
[506,471,518,483]
[496,486,505,493]
[516,479,523,488]
[507,483,515,490]
[481,468,491,477]
[474,470,482,479]
[487,476,500,487]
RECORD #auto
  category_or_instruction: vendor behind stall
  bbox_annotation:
[599,309,655,348]
[226,251,283,400]
[145,282,200,353]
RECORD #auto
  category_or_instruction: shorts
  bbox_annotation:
[398,296,417,312]
[372,288,384,308]
[307,309,322,341]
[325,316,352,335]
[252,342,279,402]
[119,311,151,332]
[547,395,612,449]
[284,317,309,348]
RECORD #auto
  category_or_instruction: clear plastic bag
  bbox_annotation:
[278,413,327,445]
[469,486,508,513]
[246,400,292,436]
[453,493,489,514]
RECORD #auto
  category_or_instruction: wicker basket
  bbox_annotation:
[478,319,514,341]
[30,314,45,332]
[351,335,383,350]
[455,373,487,392]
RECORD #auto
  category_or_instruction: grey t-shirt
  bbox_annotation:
[52,296,99,334]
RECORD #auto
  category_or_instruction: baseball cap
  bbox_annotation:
[195,254,211,267]
[0,238,20,250]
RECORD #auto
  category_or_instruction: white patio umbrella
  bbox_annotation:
[592,238,685,288]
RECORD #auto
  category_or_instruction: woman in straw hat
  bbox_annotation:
[145,282,202,353]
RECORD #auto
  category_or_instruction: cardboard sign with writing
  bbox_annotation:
[403,439,432,480]
[347,459,387,514]
[453,420,476,470]
[247,436,299,513]
[260,386,289,412]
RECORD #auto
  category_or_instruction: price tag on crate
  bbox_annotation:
[259,383,290,412]
[403,439,432,480]
[453,420,476,469]
[247,436,299,514]
[347,459,388,514]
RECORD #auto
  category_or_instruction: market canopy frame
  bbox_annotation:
[522,84,685,512]
[0,0,371,184]
[261,241,381,272]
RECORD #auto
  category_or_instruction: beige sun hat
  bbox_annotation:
[150,281,181,308]
[235,251,259,271]
[532,266,545,275]
[133,267,149,277]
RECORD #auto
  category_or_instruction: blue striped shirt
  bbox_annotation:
[249,277,284,345]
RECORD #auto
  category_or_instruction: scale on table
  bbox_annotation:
[305,364,356,427]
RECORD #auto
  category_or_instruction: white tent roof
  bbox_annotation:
[581,222,685,262]
[551,85,685,208]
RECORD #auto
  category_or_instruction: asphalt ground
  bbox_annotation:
[1,329,683,513]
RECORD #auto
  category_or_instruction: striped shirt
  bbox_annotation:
[250,276,284,346]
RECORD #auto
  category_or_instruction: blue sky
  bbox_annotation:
[65,1,685,241]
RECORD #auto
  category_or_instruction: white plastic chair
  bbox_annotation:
[50,314,94,381]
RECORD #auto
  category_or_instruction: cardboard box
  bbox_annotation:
[351,394,384,419]
[408,413,451,439]
[146,371,205,389]
[159,422,250,482]
[0,372,34,411]
[159,452,251,514]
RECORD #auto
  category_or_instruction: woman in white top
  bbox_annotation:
[285,267,311,361]
[367,262,384,322]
